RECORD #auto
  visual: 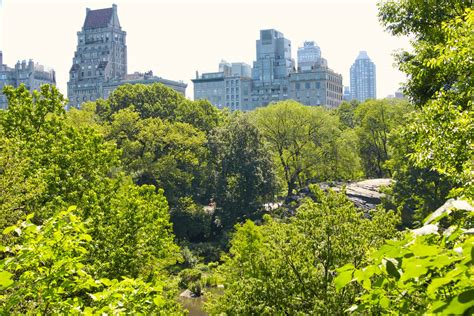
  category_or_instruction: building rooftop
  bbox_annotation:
[83,7,113,29]
[356,51,371,60]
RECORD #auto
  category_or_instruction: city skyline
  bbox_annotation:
[0,0,411,100]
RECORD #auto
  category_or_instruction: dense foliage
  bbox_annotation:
[251,101,364,200]
[206,187,398,314]
[334,4,474,315]
[0,85,184,313]
[0,207,181,314]
[381,6,473,227]
[336,199,474,314]
[208,113,277,229]
[0,1,472,313]
[354,99,410,178]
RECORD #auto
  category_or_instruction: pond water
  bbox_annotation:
[178,288,224,315]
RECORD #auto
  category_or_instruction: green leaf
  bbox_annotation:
[411,242,440,257]
[427,277,452,298]
[384,259,400,280]
[0,270,14,289]
[380,295,390,309]
[80,234,92,242]
[335,269,354,291]
[2,225,17,235]
[100,278,112,286]
[431,289,474,314]
[153,296,165,307]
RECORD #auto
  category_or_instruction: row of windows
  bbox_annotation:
[225,101,240,107]
[294,81,321,90]
[226,87,239,93]
[225,79,240,86]
[226,94,240,100]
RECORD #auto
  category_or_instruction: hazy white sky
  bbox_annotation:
[0,0,411,99]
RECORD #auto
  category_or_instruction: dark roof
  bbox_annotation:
[83,8,113,29]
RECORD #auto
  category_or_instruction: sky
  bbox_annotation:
[0,0,411,99]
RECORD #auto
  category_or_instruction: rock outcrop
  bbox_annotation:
[323,178,392,211]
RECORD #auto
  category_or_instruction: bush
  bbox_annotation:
[178,269,202,289]
[170,198,212,242]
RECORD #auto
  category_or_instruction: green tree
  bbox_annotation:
[209,113,277,228]
[106,106,208,206]
[0,207,183,314]
[0,85,181,282]
[170,197,212,242]
[335,6,474,315]
[251,101,340,199]
[0,85,119,227]
[87,180,181,279]
[354,98,411,178]
[101,83,220,133]
[384,126,455,227]
[378,0,473,105]
[207,186,399,314]
[382,5,473,220]
[337,100,359,129]
[312,128,364,181]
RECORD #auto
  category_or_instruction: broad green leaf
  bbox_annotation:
[380,295,390,309]
[427,277,452,298]
[0,270,14,289]
[431,289,474,314]
[384,259,400,280]
[411,242,440,257]
[153,296,165,307]
[335,269,353,291]
[2,225,17,235]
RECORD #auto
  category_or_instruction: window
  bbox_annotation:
[305,82,311,89]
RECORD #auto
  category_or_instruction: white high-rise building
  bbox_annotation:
[350,51,376,102]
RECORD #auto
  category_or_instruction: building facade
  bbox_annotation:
[192,30,343,110]
[288,41,342,108]
[350,51,376,102]
[192,60,252,111]
[250,29,295,108]
[68,5,185,108]
[103,71,187,99]
[289,67,343,108]
[0,51,56,109]
[297,41,323,72]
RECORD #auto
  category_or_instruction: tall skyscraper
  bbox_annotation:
[68,5,127,107]
[350,51,376,102]
[252,29,294,84]
[250,29,295,107]
[68,5,186,108]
